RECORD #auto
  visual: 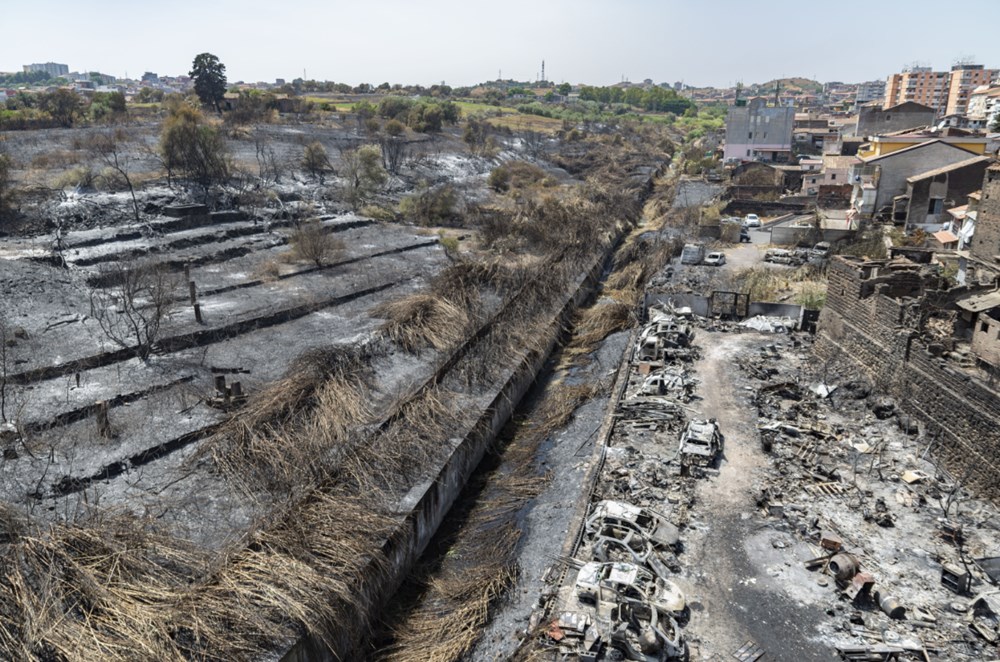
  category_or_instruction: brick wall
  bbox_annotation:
[817,256,1000,498]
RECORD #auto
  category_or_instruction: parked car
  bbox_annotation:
[678,418,722,472]
[576,561,688,621]
[703,251,726,266]
[743,213,761,228]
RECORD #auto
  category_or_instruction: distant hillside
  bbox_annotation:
[750,78,823,95]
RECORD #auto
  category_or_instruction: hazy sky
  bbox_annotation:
[3,0,999,87]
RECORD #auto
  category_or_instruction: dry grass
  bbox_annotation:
[374,294,469,353]
[252,258,282,282]
[727,265,827,303]
[375,528,520,662]
[576,301,636,345]
[205,345,377,494]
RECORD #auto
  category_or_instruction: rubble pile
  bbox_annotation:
[744,336,1000,661]
[531,287,1000,661]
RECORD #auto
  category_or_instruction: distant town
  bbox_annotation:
[4,59,999,123]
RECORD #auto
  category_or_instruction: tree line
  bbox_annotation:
[577,85,694,113]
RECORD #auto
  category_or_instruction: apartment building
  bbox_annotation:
[22,62,69,78]
[884,64,998,116]
[885,67,950,113]
[945,64,998,116]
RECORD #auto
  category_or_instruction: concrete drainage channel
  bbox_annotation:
[277,236,624,662]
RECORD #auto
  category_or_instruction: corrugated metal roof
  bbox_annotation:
[956,289,1000,312]
[932,230,959,244]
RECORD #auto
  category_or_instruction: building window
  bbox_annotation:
[929,198,944,215]
[981,321,989,333]
[831,173,837,180]
[748,131,753,140]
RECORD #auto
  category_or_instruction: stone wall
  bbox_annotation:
[816,256,1000,498]
[970,165,1000,264]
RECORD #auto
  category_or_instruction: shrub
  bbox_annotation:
[399,183,459,226]
[359,204,397,222]
[301,141,331,182]
[438,232,459,257]
[290,220,346,267]
[54,165,97,189]
[488,160,549,193]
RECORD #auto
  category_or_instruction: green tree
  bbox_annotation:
[135,87,165,104]
[341,144,387,209]
[302,141,331,182]
[90,91,127,123]
[159,104,229,196]
[190,52,228,113]
[558,82,572,96]
[40,89,83,127]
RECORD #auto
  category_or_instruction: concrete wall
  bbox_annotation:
[873,142,982,212]
[723,199,812,217]
[857,103,936,137]
[747,302,804,320]
[816,256,1000,499]
[645,292,712,318]
[644,293,805,325]
[672,178,724,209]
[770,225,856,247]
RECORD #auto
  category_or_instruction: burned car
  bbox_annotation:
[678,418,722,472]
[552,603,686,662]
[576,561,687,622]
[586,501,680,551]
[636,319,694,362]
[585,501,680,579]
[763,248,803,266]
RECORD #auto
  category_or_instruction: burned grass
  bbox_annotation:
[204,344,379,494]
[375,294,470,353]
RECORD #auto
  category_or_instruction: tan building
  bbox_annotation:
[885,67,949,113]
[945,64,998,116]
[884,64,998,116]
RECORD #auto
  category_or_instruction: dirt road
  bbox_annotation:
[679,332,837,662]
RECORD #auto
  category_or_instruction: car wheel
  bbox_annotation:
[607,646,626,661]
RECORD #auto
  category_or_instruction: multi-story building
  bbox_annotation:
[945,64,998,116]
[884,64,998,116]
[885,67,950,113]
[968,85,1000,128]
[722,98,795,163]
[22,62,69,78]
[855,79,886,107]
